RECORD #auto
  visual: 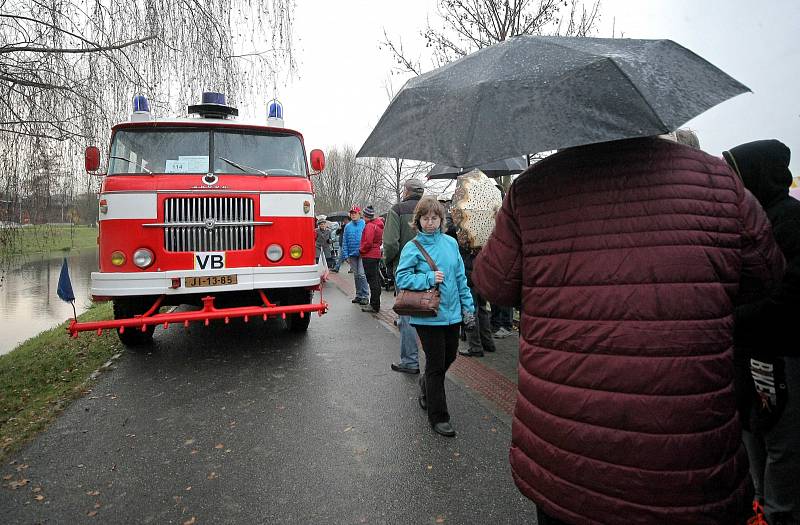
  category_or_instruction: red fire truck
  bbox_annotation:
[70,92,328,347]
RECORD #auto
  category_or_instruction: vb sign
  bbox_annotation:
[194,252,226,270]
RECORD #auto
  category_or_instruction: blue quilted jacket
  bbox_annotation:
[395,231,474,325]
[340,219,365,259]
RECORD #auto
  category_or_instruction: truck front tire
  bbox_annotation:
[284,290,313,332]
[113,297,156,348]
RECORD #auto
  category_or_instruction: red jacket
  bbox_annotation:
[359,217,384,259]
[473,138,784,525]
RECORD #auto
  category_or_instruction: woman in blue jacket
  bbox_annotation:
[395,197,475,437]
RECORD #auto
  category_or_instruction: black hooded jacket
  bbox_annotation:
[724,139,799,355]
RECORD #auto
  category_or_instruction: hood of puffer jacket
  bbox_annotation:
[723,139,793,209]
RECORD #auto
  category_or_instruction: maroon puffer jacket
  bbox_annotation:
[473,138,784,525]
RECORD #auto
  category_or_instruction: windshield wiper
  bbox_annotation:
[109,155,152,174]
[218,157,268,176]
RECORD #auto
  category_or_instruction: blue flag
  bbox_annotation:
[57,258,75,302]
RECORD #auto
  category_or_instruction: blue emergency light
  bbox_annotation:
[131,95,151,121]
[188,92,238,119]
[268,100,283,119]
[202,92,226,105]
[132,95,150,113]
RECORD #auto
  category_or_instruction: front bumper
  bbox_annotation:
[91,264,323,297]
[68,290,328,338]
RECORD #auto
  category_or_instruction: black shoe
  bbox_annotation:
[391,363,420,374]
[361,305,379,313]
[432,422,456,437]
[358,298,369,305]
[351,297,362,303]
[418,395,427,410]
[459,349,484,357]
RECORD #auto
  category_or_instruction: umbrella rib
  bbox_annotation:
[602,57,669,133]
[459,39,520,167]
[520,35,636,60]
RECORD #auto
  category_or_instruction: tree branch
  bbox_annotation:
[0,35,156,54]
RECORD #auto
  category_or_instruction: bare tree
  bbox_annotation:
[361,157,430,206]
[380,0,601,192]
[0,0,295,253]
[383,0,601,75]
[1,0,294,141]
[314,146,391,215]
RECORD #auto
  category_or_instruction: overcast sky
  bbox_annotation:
[252,0,799,177]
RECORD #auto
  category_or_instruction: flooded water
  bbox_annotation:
[0,248,98,355]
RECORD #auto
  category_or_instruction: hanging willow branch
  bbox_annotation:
[0,0,295,228]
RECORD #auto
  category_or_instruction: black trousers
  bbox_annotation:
[362,257,381,310]
[413,324,460,425]
[491,304,513,331]
[467,287,496,352]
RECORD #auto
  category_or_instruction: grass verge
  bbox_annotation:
[0,302,121,462]
[1,224,98,256]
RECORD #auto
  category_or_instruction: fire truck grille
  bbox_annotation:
[163,197,255,252]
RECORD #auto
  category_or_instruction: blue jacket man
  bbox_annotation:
[340,207,369,303]
[340,216,365,260]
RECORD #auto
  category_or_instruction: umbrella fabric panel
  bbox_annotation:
[365,61,666,166]
[358,36,749,168]
[577,38,748,130]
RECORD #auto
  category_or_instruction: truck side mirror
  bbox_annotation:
[309,149,325,174]
[85,146,101,173]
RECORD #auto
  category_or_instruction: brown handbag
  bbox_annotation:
[392,240,441,317]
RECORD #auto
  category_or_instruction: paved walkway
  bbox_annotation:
[327,267,521,424]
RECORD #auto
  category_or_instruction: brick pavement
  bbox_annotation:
[326,267,519,417]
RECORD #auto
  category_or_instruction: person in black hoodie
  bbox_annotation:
[724,139,800,525]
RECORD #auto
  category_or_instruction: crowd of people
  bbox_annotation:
[316,133,798,525]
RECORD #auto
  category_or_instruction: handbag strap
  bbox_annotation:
[412,240,439,272]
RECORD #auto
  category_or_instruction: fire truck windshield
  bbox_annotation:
[108,128,307,176]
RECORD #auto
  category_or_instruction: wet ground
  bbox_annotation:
[1,272,534,524]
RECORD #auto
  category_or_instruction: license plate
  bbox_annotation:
[185,275,238,288]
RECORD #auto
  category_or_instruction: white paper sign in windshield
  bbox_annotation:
[165,156,210,173]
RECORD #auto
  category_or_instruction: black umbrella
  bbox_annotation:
[357,36,749,167]
[427,157,527,179]
[325,211,350,223]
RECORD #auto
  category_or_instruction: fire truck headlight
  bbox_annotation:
[111,251,126,266]
[266,244,283,262]
[133,248,154,269]
[289,245,303,259]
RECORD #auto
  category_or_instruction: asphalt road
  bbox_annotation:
[2,282,538,524]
